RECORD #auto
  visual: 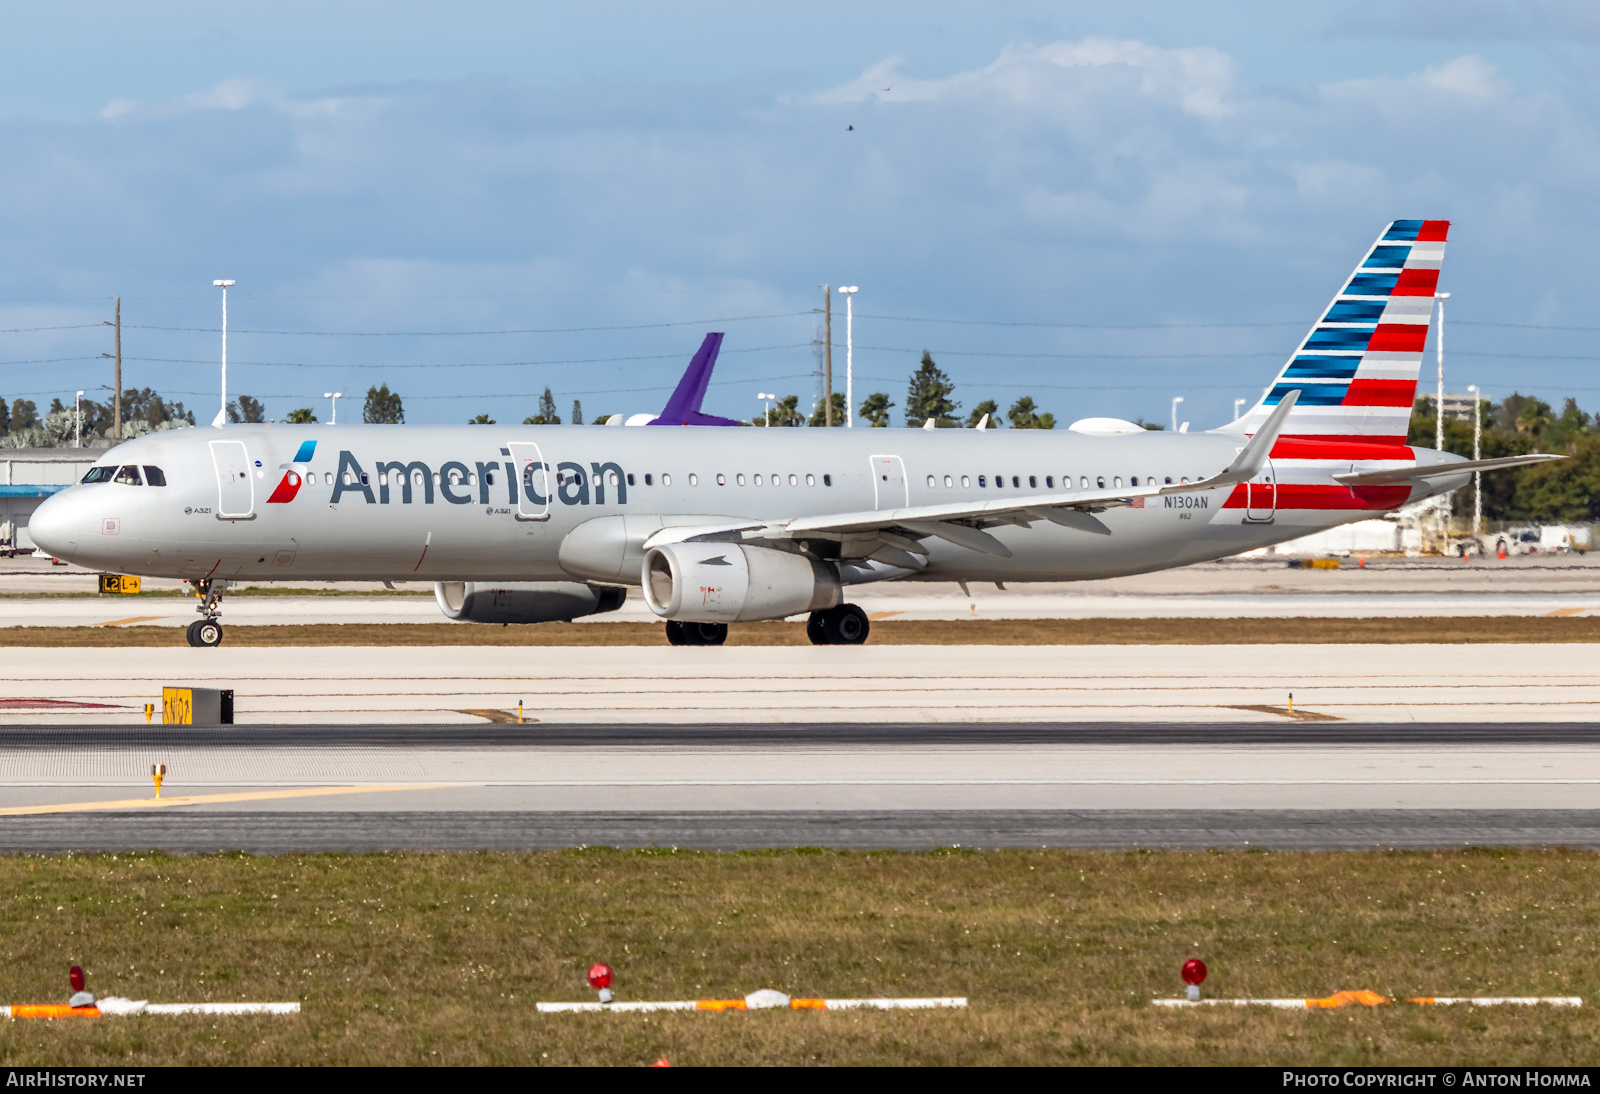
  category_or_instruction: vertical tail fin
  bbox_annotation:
[1228,219,1449,444]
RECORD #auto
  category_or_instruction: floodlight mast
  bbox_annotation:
[1467,383,1483,535]
[324,391,343,425]
[1171,396,1184,433]
[212,280,236,428]
[838,286,858,427]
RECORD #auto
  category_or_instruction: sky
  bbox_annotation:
[1,1,1598,429]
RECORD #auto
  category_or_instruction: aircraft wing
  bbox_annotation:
[642,393,1304,568]
[1333,453,1564,485]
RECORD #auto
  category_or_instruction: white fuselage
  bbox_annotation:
[30,424,1456,585]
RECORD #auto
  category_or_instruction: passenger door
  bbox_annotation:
[506,441,550,521]
[209,439,255,520]
[870,454,908,510]
[1245,459,1276,523]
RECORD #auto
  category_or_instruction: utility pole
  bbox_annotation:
[112,298,121,439]
[823,285,833,427]
[100,297,123,439]
[1434,291,1452,540]
[213,279,235,427]
[839,286,858,427]
[1468,384,1483,535]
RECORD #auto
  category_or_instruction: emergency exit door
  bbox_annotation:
[506,441,550,521]
[209,439,255,520]
[1245,459,1277,523]
[870,454,908,509]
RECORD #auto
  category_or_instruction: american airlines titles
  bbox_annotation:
[327,451,627,507]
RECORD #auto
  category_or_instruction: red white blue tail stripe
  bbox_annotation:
[1234,219,1448,445]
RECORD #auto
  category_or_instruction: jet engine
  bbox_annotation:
[433,581,627,624]
[641,543,841,623]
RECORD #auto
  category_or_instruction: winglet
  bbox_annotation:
[649,333,743,427]
[1220,388,1299,485]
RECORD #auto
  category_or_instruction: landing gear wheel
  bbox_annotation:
[820,604,870,645]
[664,621,727,646]
[806,612,829,646]
[187,620,223,647]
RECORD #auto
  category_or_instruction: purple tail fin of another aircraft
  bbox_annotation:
[649,332,743,426]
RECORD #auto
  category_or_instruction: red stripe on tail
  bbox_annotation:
[1343,379,1417,407]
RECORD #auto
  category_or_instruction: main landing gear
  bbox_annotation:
[665,620,728,646]
[806,603,870,646]
[185,579,226,647]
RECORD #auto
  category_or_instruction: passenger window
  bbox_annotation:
[753,474,762,486]
[1045,476,1054,488]
[431,472,440,486]
[687,474,697,486]
[114,465,142,486]
[143,466,167,486]
[626,473,635,486]
[379,473,389,487]
[592,472,602,487]
[736,473,746,486]
[644,473,653,486]
[1012,476,1020,488]
[1164,477,1172,485]
[483,472,493,486]
[788,474,798,486]
[361,473,370,486]
[1096,476,1105,488]
[926,475,936,488]
[343,471,354,486]
[960,475,970,488]
[1130,476,1138,486]
[1180,476,1189,484]
[81,466,117,484]
[1113,476,1122,487]
[806,474,815,486]
[994,475,1004,489]
[943,475,953,488]
[468,472,477,486]
[716,473,726,486]
[823,474,831,486]
[978,475,987,487]
[1028,476,1037,488]
[771,472,781,487]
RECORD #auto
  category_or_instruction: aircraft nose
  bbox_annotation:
[27,489,85,560]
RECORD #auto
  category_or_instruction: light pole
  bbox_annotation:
[324,391,343,425]
[758,392,776,428]
[1171,396,1184,433]
[1233,398,1246,422]
[212,279,235,428]
[1434,291,1452,536]
[74,390,84,448]
[1467,384,1483,535]
[838,286,858,427]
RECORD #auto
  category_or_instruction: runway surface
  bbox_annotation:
[0,721,1598,851]
[7,643,1600,723]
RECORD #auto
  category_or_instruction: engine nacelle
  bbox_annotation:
[433,581,627,624]
[641,543,841,623]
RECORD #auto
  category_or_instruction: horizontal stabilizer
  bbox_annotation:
[1334,453,1565,485]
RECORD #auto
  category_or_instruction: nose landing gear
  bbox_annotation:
[185,579,227,647]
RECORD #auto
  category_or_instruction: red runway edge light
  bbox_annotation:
[69,967,85,993]
[588,963,615,1004]
[1182,959,1207,1001]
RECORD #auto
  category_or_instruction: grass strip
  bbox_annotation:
[3,616,1600,647]
[0,847,1593,1066]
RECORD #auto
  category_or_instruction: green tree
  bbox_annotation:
[1516,397,1553,439]
[9,399,35,431]
[227,395,265,424]
[965,400,999,428]
[750,394,802,427]
[905,351,960,427]
[285,408,318,424]
[808,392,846,427]
[571,400,584,426]
[524,387,561,425]
[0,396,9,434]
[468,413,496,425]
[363,384,404,424]
[858,392,894,428]
[1007,396,1055,429]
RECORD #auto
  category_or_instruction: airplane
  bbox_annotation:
[30,219,1560,648]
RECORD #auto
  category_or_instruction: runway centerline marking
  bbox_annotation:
[0,783,465,816]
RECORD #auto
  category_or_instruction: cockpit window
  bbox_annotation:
[81,466,118,484]
[143,466,167,487]
[114,465,143,486]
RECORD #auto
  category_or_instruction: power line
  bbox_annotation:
[120,312,811,337]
